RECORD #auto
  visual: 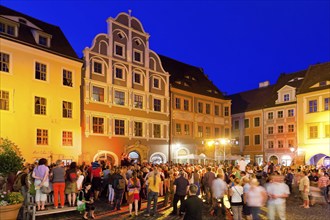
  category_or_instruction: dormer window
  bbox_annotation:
[38,35,48,46]
[320,81,327,87]
[31,30,51,47]
[0,20,17,37]
[283,94,290,102]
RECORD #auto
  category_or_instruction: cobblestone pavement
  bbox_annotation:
[35,193,329,220]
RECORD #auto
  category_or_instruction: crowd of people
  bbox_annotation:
[8,156,330,220]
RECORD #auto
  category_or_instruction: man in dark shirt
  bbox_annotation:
[171,170,189,215]
[181,184,203,220]
[203,166,215,204]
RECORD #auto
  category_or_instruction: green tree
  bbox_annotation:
[0,138,25,177]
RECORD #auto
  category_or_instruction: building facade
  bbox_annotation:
[0,6,83,163]
[81,12,170,165]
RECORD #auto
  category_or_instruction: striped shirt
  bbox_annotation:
[318,176,329,188]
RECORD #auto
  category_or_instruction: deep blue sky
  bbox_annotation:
[2,0,329,95]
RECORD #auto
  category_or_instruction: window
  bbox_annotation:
[175,98,181,109]
[115,67,124,79]
[184,99,189,111]
[93,61,102,74]
[38,35,48,46]
[288,109,294,117]
[115,119,125,135]
[114,91,125,105]
[325,124,330,137]
[309,126,318,139]
[244,136,249,146]
[288,124,294,132]
[62,131,73,146]
[133,72,141,84]
[214,127,220,137]
[254,135,260,145]
[324,98,329,111]
[0,90,9,110]
[134,122,143,137]
[153,77,160,89]
[92,86,104,102]
[35,96,46,115]
[133,50,142,63]
[198,126,203,138]
[234,120,239,130]
[115,44,124,57]
[0,52,10,72]
[92,117,104,134]
[288,139,294,148]
[268,141,274,149]
[198,102,203,113]
[206,104,211,114]
[320,81,327,87]
[277,111,283,118]
[175,123,181,135]
[35,62,47,81]
[268,127,274,134]
[224,128,230,137]
[268,112,273,119]
[278,125,284,133]
[283,94,290,102]
[309,100,317,113]
[214,105,220,116]
[153,99,161,112]
[254,117,260,127]
[62,101,72,118]
[184,124,190,135]
[0,22,15,36]
[224,106,229,116]
[63,69,73,87]
[278,140,284,148]
[36,129,48,145]
[134,94,143,109]
[244,119,249,128]
[205,127,211,137]
[153,124,161,138]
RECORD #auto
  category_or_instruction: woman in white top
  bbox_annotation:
[246,178,267,220]
[229,178,244,220]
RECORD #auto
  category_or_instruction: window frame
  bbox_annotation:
[114,42,125,58]
[224,106,229,116]
[278,125,284,133]
[114,66,125,80]
[254,134,260,145]
[153,98,162,112]
[184,99,190,111]
[62,131,73,146]
[283,94,290,102]
[92,117,104,134]
[268,126,274,135]
[114,90,126,106]
[34,96,47,115]
[214,105,220,116]
[197,102,203,113]
[309,125,318,139]
[134,121,143,137]
[62,101,73,118]
[153,124,161,138]
[0,52,10,73]
[288,109,294,117]
[175,97,181,109]
[0,90,9,111]
[36,128,48,145]
[268,112,274,120]
[324,98,329,111]
[254,117,260,127]
[206,103,211,114]
[244,118,249,128]
[288,124,294,132]
[133,49,143,64]
[277,110,284,118]
[133,72,142,85]
[63,69,73,87]
[92,85,105,102]
[35,62,47,81]
[175,123,182,135]
[184,124,190,135]
[309,100,317,113]
[114,119,125,135]
[152,76,161,90]
[92,60,103,75]
[133,94,144,109]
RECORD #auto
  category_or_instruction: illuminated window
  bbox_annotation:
[0,90,9,110]
[134,122,143,137]
[268,141,274,149]
[175,98,181,109]
[244,136,249,146]
[244,119,249,128]
[288,109,294,117]
[35,62,47,81]
[309,100,317,113]
[214,105,220,116]
[288,139,294,148]
[278,125,284,133]
[115,119,125,135]
[134,94,143,109]
[0,52,10,72]
[184,99,189,111]
[35,96,46,115]
[254,135,260,145]
[224,106,229,116]
[309,126,318,139]
[254,117,260,127]
[62,131,73,146]
[324,98,329,111]
[277,111,283,118]
[93,117,104,134]
[288,124,294,132]
[62,101,72,118]
[93,61,103,74]
[36,129,48,145]
[184,124,190,135]
[198,126,203,138]
[206,104,211,114]
[268,127,274,134]
[114,91,125,106]
[153,124,161,138]
[268,112,273,119]
[92,86,104,102]
[63,69,73,87]
[153,98,161,112]
[175,123,181,135]
[205,127,211,137]
[278,140,283,148]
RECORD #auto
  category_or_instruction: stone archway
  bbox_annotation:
[150,152,167,164]
[125,141,150,163]
[93,151,119,166]
[308,153,328,165]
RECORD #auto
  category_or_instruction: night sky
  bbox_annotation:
[1,0,329,95]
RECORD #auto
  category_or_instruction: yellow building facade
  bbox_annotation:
[0,8,82,164]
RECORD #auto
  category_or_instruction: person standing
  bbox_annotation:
[246,178,267,220]
[266,175,290,220]
[203,166,216,204]
[238,157,247,172]
[51,160,66,208]
[171,170,189,216]
[299,171,310,208]
[90,162,102,201]
[65,162,78,207]
[284,169,294,193]
[229,178,244,220]
[112,167,126,211]
[127,171,141,217]
[211,173,228,218]
[32,158,50,211]
[318,170,329,203]
[144,168,161,217]
[181,184,203,220]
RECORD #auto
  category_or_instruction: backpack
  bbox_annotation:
[69,172,78,182]
[116,177,125,190]
[13,172,24,192]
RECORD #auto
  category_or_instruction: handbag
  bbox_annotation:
[77,191,86,212]
[40,185,51,194]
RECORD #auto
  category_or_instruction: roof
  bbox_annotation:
[297,62,330,94]
[159,55,227,99]
[0,5,80,62]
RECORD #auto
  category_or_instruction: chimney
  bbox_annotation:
[259,80,270,88]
